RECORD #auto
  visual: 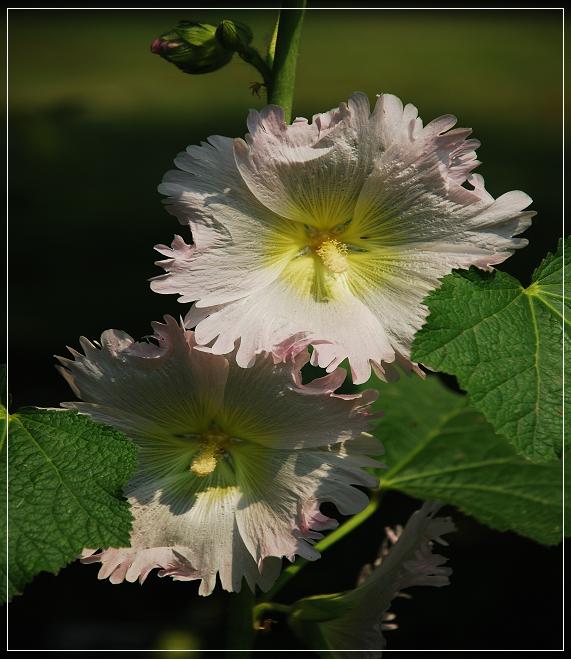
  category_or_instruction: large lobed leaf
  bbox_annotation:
[412,239,566,463]
[2,407,136,602]
[365,375,563,545]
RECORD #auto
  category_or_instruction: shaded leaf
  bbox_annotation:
[366,375,563,545]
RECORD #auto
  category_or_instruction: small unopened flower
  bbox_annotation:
[288,502,454,656]
[152,93,534,384]
[57,317,381,596]
[151,21,232,75]
[215,19,253,52]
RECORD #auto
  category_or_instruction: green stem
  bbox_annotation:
[268,2,306,122]
[261,490,381,602]
[225,586,256,657]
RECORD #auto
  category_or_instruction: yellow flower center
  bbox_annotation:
[315,238,349,274]
[266,221,372,303]
[190,428,230,477]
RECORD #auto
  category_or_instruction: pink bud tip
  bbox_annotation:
[150,38,164,54]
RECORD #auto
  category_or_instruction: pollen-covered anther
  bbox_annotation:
[315,239,349,274]
[190,430,229,477]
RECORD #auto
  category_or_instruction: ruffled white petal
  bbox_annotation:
[158,134,268,233]
[57,315,229,445]
[113,475,280,596]
[349,134,532,255]
[82,543,281,595]
[220,344,381,448]
[234,94,373,227]
[234,442,378,564]
[152,135,295,308]
[151,232,292,308]
[59,318,380,594]
[185,273,417,385]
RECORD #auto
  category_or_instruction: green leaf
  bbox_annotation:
[0,402,7,603]
[365,375,563,545]
[412,238,566,463]
[4,408,137,602]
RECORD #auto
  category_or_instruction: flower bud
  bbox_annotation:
[150,21,233,75]
[287,503,455,655]
[215,20,253,53]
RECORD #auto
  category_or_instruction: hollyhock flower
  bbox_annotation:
[56,316,381,596]
[288,501,454,657]
[151,92,534,384]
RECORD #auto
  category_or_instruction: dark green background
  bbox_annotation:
[8,8,562,652]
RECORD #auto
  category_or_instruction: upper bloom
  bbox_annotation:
[151,92,534,384]
[57,316,381,596]
[288,501,455,657]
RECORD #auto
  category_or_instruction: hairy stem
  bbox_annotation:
[268,2,306,122]
[222,10,307,650]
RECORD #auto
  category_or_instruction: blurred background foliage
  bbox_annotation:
[8,8,562,652]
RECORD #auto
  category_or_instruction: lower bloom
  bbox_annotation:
[57,316,381,595]
[288,501,454,656]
